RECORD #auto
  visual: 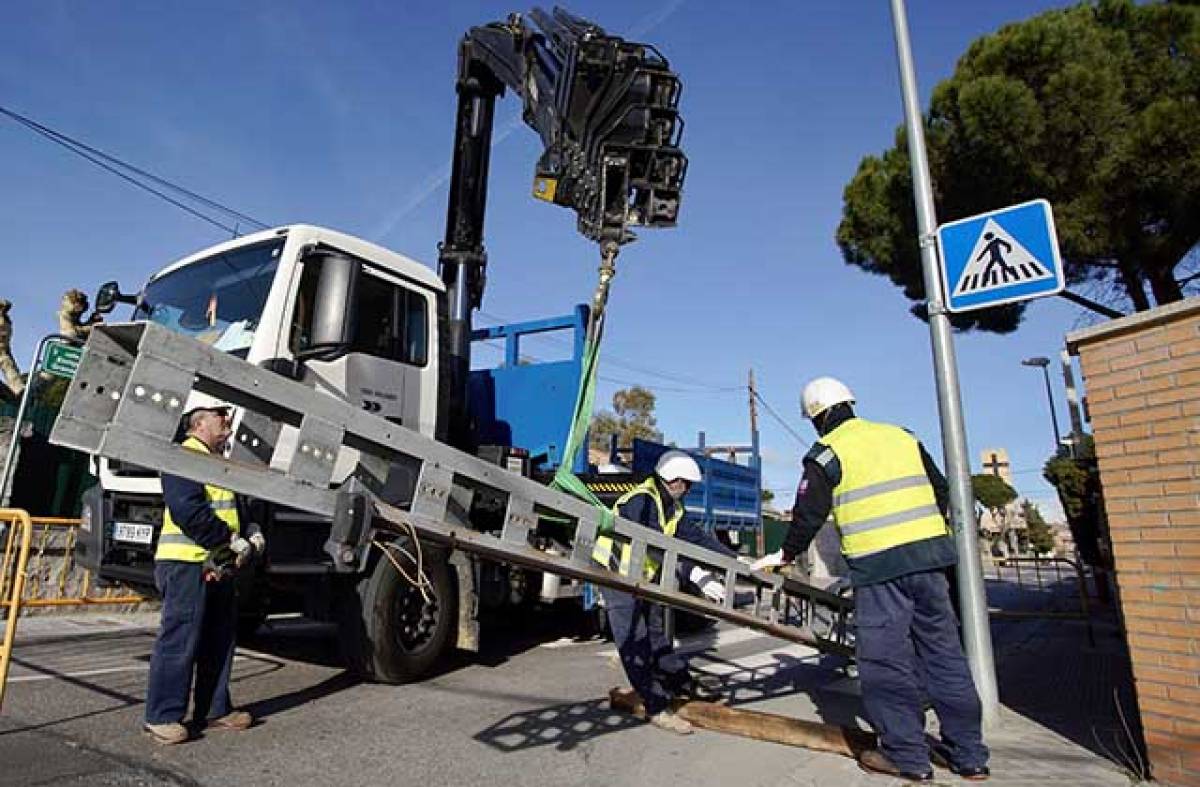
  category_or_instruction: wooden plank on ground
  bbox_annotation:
[609,687,876,758]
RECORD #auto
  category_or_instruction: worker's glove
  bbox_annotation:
[203,545,236,582]
[783,553,812,585]
[688,566,726,605]
[243,522,266,555]
[230,535,254,569]
[750,550,785,573]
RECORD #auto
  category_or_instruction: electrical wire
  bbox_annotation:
[372,536,433,603]
[0,103,270,234]
[752,390,809,448]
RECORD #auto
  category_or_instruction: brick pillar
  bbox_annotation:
[1068,298,1200,787]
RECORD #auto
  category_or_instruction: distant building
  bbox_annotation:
[977,447,1027,556]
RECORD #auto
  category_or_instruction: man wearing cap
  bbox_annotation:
[593,449,734,735]
[143,405,265,744]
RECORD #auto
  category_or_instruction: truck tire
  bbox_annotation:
[336,539,457,684]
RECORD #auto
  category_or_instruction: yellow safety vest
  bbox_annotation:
[155,436,240,562]
[818,419,950,559]
[592,478,683,580]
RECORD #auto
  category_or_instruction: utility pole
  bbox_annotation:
[748,369,765,557]
[748,369,759,439]
[888,0,999,726]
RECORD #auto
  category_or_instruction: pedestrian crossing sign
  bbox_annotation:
[936,199,1064,313]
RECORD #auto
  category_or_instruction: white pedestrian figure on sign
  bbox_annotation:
[977,232,1016,286]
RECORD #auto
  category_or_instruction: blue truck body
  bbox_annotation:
[467,306,761,535]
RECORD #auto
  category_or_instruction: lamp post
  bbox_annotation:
[1022,357,1062,452]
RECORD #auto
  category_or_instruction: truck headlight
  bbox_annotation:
[80,504,93,533]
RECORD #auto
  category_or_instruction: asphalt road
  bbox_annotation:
[0,607,868,787]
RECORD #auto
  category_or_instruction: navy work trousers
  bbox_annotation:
[601,588,689,715]
[144,560,237,725]
[855,570,989,774]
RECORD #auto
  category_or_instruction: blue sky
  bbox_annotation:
[1,0,1089,517]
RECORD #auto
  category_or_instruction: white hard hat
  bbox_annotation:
[801,377,855,420]
[655,450,702,483]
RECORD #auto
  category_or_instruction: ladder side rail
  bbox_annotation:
[379,502,850,655]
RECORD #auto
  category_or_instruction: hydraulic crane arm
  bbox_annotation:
[439,7,687,445]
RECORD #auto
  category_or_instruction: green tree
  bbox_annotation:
[589,386,663,451]
[838,0,1200,332]
[972,473,1018,553]
[1022,500,1057,555]
[1044,434,1110,568]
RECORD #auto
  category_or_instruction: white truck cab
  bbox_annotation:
[92,226,446,574]
[97,225,443,496]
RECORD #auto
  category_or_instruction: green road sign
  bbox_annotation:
[43,342,82,379]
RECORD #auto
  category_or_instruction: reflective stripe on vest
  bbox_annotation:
[155,436,241,563]
[592,478,682,580]
[820,419,949,559]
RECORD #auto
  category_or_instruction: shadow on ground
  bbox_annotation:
[992,606,1146,775]
[474,641,868,754]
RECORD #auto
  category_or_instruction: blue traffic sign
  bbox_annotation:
[936,198,1064,313]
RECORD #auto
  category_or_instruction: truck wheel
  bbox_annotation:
[337,540,457,684]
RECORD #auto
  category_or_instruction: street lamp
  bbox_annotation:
[1021,356,1062,452]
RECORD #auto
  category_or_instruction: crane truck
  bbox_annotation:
[64,7,851,683]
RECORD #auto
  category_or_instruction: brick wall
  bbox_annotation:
[1068,298,1200,787]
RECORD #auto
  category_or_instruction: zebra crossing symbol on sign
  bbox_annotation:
[936,199,1065,313]
[953,219,1052,296]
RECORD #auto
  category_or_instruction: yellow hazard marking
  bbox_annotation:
[532,177,558,202]
[585,482,636,493]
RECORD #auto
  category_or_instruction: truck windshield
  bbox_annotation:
[135,240,283,358]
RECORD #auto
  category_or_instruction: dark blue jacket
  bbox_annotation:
[160,473,235,551]
[617,477,737,580]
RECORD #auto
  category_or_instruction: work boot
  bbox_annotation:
[949,764,990,781]
[857,749,933,782]
[143,722,189,745]
[932,743,990,780]
[206,710,253,731]
[649,710,694,735]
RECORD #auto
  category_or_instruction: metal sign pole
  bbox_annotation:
[888,0,999,726]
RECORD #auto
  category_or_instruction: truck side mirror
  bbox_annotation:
[297,250,360,361]
[94,281,123,315]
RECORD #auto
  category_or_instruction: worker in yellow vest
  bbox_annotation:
[593,450,734,735]
[764,378,989,782]
[143,405,265,745]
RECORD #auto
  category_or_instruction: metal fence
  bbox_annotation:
[982,555,1096,646]
[0,515,144,611]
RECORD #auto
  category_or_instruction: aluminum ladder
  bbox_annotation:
[49,322,853,656]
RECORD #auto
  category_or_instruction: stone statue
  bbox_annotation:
[0,299,25,398]
[57,289,103,342]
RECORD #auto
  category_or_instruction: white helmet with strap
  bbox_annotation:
[801,377,855,420]
[655,449,702,483]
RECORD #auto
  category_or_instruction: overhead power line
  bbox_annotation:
[752,390,809,448]
[0,104,270,235]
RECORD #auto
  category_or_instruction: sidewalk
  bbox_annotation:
[2,588,1142,786]
[675,576,1141,786]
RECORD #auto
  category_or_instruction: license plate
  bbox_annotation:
[113,522,155,545]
